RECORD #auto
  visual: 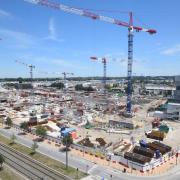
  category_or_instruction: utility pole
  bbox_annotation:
[66,136,68,169]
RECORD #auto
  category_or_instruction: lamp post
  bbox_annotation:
[65,136,68,169]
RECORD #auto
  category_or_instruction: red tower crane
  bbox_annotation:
[23,0,156,115]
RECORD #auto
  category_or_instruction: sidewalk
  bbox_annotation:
[11,125,180,177]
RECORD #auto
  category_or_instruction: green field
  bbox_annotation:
[0,165,26,180]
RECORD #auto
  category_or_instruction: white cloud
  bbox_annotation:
[45,17,64,42]
[161,44,180,55]
[0,9,12,18]
[51,59,88,70]
[0,28,35,48]
[27,56,89,71]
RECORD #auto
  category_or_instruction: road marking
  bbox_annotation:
[88,164,98,174]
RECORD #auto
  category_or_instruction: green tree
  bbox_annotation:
[6,117,12,128]
[75,84,94,92]
[62,134,73,149]
[50,82,64,89]
[75,84,83,91]
[0,118,3,126]
[10,134,16,145]
[31,141,38,154]
[20,121,29,131]
[17,77,23,84]
[0,154,4,170]
[35,126,47,138]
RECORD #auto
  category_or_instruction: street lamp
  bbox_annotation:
[65,136,68,169]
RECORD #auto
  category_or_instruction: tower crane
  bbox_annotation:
[23,0,156,115]
[90,56,125,106]
[15,60,35,106]
[62,72,74,93]
[90,57,107,97]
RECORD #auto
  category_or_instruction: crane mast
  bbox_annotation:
[24,0,156,115]
[90,57,107,98]
[62,72,74,93]
[15,60,35,107]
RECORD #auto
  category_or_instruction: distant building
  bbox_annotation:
[109,119,134,129]
[173,76,180,102]
[145,84,175,97]
[166,76,180,120]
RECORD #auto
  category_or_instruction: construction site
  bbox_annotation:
[0,0,180,180]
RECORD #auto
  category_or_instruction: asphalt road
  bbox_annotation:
[1,127,180,180]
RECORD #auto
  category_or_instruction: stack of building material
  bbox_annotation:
[148,141,171,155]
[133,146,154,158]
[124,152,151,164]
[146,130,165,141]
[96,138,107,147]
[153,141,171,152]
[78,138,94,148]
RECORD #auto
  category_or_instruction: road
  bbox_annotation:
[1,127,180,180]
[0,143,72,180]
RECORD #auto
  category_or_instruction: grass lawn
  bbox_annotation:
[0,165,26,180]
[0,134,86,179]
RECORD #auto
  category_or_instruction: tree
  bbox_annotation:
[35,126,47,138]
[75,84,83,91]
[20,121,29,131]
[50,82,64,89]
[0,154,4,170]
[0,118,3,126]
[75,84,94,92]
[62,134,73,169]
[62,134,73,148]
[17,77,23,84]
[10,134,16,145]
[31,141,38,155]
[6,117,12,127]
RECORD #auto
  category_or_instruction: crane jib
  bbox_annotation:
[24,0,156,34]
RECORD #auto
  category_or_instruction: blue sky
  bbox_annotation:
[0,0,180,78]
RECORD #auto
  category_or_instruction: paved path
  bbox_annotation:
[1,127,180,180]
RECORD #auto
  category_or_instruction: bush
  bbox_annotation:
[35,126,47,137]
[6,117,12,127]
[0,154,4,170]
